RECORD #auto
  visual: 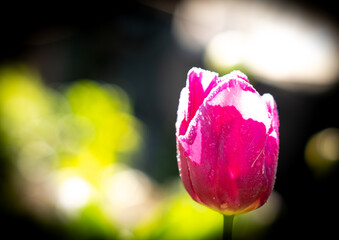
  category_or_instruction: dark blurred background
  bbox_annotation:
[0,0,338,239]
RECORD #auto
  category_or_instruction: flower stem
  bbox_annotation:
[223,214,234,240]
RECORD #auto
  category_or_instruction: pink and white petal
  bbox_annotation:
[218,70,249,84]
[205,76,271,133]
[262,93,280,138]
[186,68,218,126]
[179,102,268,212]
[210,106,268,212]
[176,68,219,137]
[177,139,201,203]
[258,134,279,207]
[176,87,189,136]
[178,119,217,209]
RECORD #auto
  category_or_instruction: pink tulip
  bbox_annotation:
[176,68,279,215]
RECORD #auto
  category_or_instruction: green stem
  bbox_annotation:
[223,215,234,240]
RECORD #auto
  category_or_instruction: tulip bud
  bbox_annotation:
[176,68,279,215]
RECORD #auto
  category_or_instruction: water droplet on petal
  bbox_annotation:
[240,124,248,135]
[220,203,227,209]
[208,169,215,182]
[209,143,216,149]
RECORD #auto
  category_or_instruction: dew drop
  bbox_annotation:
[240,125,247,135]
[220,203,227,209]
[209,142,216,149]
[208,169,215,182]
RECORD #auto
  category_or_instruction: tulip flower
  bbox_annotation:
[176,67,279,216]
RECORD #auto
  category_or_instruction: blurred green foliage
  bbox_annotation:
[134,185,222,240]
[0,64,143,238]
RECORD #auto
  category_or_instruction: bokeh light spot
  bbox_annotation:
[57,176,92,211]
[305,128,339,175]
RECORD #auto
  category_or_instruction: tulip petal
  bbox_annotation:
[176,68,218,137]
[176,87,189,136]
[177,140,202,203]
[258,134,279,207]
[187,68,218,125]
[259,94,279,206]
[262,93,280,139]
[206,74,271,133]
